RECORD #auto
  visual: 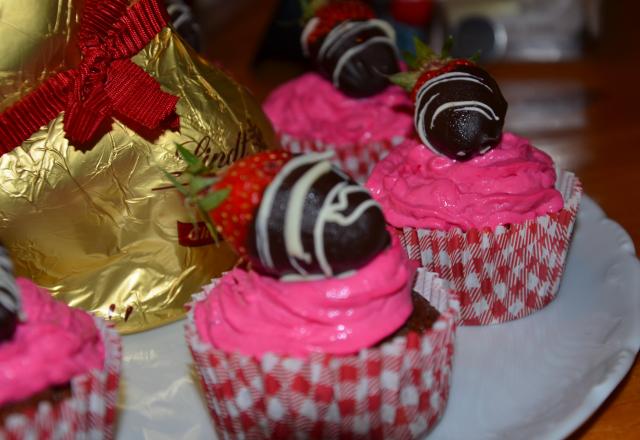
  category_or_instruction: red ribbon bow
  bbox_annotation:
[0,0,179,154]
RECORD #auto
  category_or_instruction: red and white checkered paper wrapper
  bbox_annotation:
[186,269,459,439]
[398,170,582,326]
[277,133,405,183]
[1,318,122,440]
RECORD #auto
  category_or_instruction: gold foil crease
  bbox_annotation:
[0,0,81,110]
[0,2,275,333]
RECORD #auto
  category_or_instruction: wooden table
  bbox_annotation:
[203,0,640,437]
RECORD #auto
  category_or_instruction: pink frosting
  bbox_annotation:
[366,133,564,231]
[194,237,414,358]
[0,279,105,406]
[263,72,413,147]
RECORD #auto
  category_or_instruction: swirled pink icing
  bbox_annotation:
[194,237,414,358]
[263,72,413,147]
[0,279,105,406]
[366,133,564,231]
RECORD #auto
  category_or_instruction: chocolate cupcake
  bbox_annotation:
[264,0,413,182]
[169,148,460,437]
[370,40,582,325]
[0,244,122,439]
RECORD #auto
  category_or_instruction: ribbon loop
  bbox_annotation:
[107,59,179,130]
[65,88,113,145]
[0,0,178,154]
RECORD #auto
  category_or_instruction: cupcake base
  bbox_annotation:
[186,269,459,439]
[399,170,582,326]
[0,318,122,439]
[278,133,404,183]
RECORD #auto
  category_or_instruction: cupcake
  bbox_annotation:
[0,245,121,439]
[367,40,582,325]
[174,149,459,437]
[263,0,413,182]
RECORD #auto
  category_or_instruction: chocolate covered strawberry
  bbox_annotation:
[392,38,508,161]
[169,148,389,279]
[300,0,400,98]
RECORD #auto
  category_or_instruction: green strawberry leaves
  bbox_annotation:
[440,35,454,60]
[299,0,328,22]
[390,36,445,91]
[389,71,421,92]
[390,36,479,92]
[199,188,230,212]
[162,144,231,245]
[412,36,437,68]
[469,50,482,64]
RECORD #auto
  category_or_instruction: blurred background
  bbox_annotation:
[166,1,637,438]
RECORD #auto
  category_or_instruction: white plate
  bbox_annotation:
[116,196,640,440]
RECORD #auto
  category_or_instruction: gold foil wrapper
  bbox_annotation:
[0,2,275,332]
[0,0,80,110]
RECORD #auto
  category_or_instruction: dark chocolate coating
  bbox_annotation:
[0,245,19,343]
[377,292,440,346]
[166,0,202,52]
[246,162,390,278]
[415,65,507,161]
[0,303,17,342]
[309,20,399,98]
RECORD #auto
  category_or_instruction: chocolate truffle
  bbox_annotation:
[247,153,390,279]
[303,18,400,98]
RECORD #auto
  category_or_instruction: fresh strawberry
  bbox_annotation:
[391,36,475,99]
[166,147,292,257]
[208,150,292,255]
[303,0,375,47]
[409,58,474,100]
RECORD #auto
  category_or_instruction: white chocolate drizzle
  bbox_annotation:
[300,17,320,57]
[414,71,500,155]
[312,19,397,89]
[284,159,332,266]
[255,152,381,280]
[313,183,378,277]
[0,246,20,317]
[332,36,395,89]
[255,152,334,270]
[431,101,499,129]
[416,93,441,154]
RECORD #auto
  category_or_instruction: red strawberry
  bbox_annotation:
[391,0,434,27]
[390,37,475,100]
[305,1,375,47]
[410,58,473,100]
[208,150,292,255]
[166,147,292,257]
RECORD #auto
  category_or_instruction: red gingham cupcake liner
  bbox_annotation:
[1,318,122,440]
[185,269,459,439]
[277,133,404,183]
[398,170,582,326]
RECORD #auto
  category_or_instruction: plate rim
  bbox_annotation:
[552,195,640,439]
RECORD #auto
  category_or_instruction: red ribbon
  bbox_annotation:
[0,0,179,155]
